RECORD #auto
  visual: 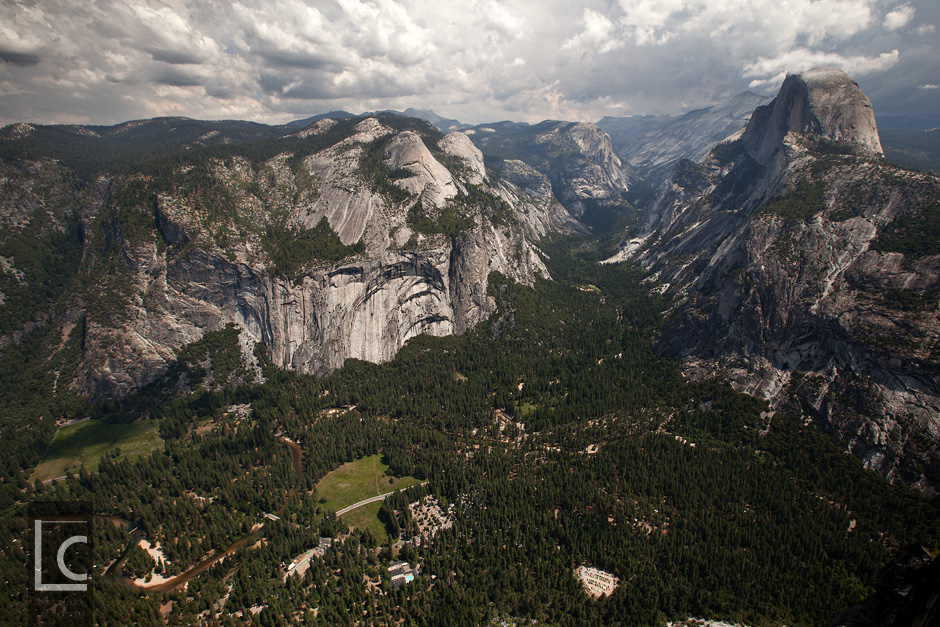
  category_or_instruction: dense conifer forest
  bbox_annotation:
[2,227,937,626]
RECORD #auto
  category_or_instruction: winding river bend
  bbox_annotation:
[110,436,305,593]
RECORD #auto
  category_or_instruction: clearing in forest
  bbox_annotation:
[315,453,421,519]
[30,419,164,483]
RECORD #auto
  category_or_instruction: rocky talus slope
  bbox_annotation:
[611,68,940,491]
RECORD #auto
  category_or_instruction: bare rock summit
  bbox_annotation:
[744,66,883,166]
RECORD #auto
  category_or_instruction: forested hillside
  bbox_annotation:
[880,127,940,174]
[5,234,937,626]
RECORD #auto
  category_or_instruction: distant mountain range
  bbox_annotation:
[294,98,939,179]
[597,92,771,186]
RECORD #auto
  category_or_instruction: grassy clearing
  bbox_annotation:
[341,501,388,540]
[516,402,537,417]
[31,419,163,483]
[314,453,421,536]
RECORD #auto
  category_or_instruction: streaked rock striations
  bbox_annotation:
[1,115,576,398]
[469,119,640,220]
[743,67,883,168]
[613,68,940,491]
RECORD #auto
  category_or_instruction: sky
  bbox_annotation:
[0,0,938,127]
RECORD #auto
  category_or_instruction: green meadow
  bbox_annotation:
[341,501,387,540]
[31,419,163,483]
[314,453,421,538]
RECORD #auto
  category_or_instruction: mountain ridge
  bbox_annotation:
[598,91,771,187]
[3,69,940,627]
[610,67,940,492]
[0,112,596,397]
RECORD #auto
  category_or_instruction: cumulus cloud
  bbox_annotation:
[0,0,936,126]
[0,5,51,66]
[884,4,915,30]
[560,0,877,51]
[563,9,621,53]
[744,49,901,88]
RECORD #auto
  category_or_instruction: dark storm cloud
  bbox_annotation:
[154,67,206,88]
[148,48,206,66]
[0,50,41,67]
[0,0,936,126]
[253,50,346,71]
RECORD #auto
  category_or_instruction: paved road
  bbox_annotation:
[334,482,428,517]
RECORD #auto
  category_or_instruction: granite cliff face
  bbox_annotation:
[612,68,940,491]
[743,67,883,169]
[0,114,578,398]
[468,120,640,220]
[3,79,937,491]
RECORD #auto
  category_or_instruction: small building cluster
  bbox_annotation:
[312,537,333,558]
[389,560,420,590]
[576,565,619,597]
[285,537,333,580]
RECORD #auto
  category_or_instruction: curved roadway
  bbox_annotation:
[334,482,428,517]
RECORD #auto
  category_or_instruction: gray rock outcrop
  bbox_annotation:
[743,67,883,168]
[6,116,574,397]
[470,120,639,220]
[439,132,486,185]
[385,131,460,208]
[613,68,940,491]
